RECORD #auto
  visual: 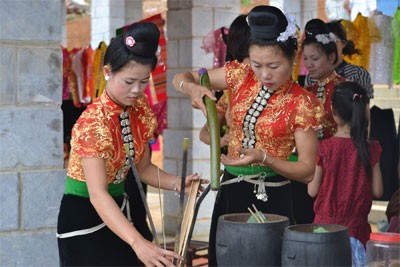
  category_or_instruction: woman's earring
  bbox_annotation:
[105,75,109,81]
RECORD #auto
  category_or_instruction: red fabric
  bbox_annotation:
[314,137,382,246]
[305,75,347,139]
[62,46,80,102]
[224,60,323,160]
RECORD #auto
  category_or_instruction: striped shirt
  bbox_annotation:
[305,60,374,99]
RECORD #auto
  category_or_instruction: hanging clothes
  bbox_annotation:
[81,46,94,103]
[370,106,399,201]
[347,13,374,69]
[72,49,91,105]
[62,46,80,103]
[201,27,229,68]
[92,41,108,100]
[369,13,394,88]
[392,8,400,84]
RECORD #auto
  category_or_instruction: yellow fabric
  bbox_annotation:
[352,14,370,68]
[92,42,108,101]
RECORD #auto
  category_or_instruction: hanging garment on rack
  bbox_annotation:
[370,106,399,201]
[392,8,400,84]
[348,13,378,70]
[201,27,229,68]
[92,41,107,99]
[72,49,91,105]
[81,46,94,103]
[369,13,394,88]
[62,46,80,102]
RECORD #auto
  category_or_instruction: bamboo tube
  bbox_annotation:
[199,68,221,191]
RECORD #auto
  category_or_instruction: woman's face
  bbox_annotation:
[303,43,335,80]
[104,61,152,107]
[249,45,293,91]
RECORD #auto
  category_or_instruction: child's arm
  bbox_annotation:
[308,165,323,197]
[371,161,383,198]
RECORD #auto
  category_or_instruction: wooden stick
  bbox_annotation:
[178,180,200,267]
[252,204,265,223]
[173,138,189,265]
[247,207,261,223]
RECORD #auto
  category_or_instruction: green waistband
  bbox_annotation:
[224,153,298,177]
[64,176,125,198]
[225,165,277,177]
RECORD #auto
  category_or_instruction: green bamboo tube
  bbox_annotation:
[199,68,221,191]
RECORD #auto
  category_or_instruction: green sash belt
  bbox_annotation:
[225,165,277,177]
[64,176,125,198]
[224,153,298,177]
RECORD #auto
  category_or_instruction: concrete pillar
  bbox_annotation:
[91,0,143,47]
[164,0,240,240]
[0,0,66,265]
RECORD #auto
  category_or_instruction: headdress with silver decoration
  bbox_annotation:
[315,32,336,45]
[277,14,297,42]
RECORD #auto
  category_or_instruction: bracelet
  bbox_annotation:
[179,80,185,90]
[261,149,267,164]
[172,176,180,196]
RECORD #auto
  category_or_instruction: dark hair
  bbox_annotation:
[226,14,250,62]
[326,20,361,56]
[332,81,371,177]
[302,18,338,65]
[103,22,160,73]
[247,5,298,61]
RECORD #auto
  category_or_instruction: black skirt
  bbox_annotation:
[208,170,294,266]
[57,194,139,266]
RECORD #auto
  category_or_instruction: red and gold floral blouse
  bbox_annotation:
[225,60,323,161]
[305,74,346,139]
[67,92,157,184]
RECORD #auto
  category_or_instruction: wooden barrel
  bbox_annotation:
[281,224,352,266]
[216,213,289,266]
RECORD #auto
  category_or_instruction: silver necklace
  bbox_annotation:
[242,85,274,149]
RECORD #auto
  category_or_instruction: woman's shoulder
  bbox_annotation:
[75,100,105,123]
[225,60,251,74]
[291,82,320,103]
[225,60,252,90]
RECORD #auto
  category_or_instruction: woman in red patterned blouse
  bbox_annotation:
[302,18,347,140]
[293,18,348,226]
[174,5,323,266]
[57,22,202,266]
[308,81,383,246]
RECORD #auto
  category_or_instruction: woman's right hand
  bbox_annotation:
[187,83,216,116]
[132,237,182,267]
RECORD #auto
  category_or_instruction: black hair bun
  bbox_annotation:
[304,18,329,39]
[123,22,160,58]
[247,5,288,40]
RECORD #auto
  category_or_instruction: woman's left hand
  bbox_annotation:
[220,148,264,166]
[175,173,209,195]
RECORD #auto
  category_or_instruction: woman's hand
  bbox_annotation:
[187,83,216,116]
[220,148,265,166]
[220,133,230,148]
[174,173,209,195]
[131,237,182,267]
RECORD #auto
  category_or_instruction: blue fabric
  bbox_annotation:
[351,237,366,267]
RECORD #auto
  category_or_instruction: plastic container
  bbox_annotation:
[366,232,400,267]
